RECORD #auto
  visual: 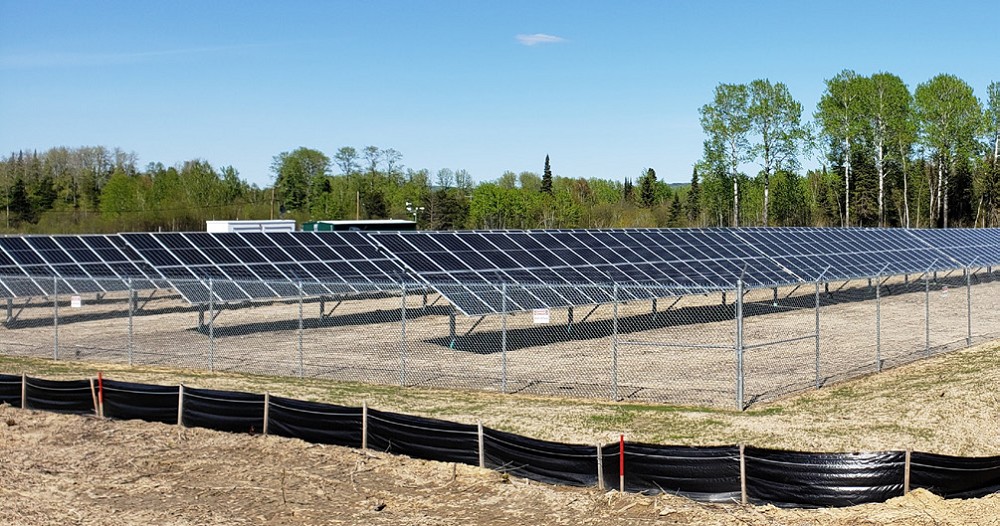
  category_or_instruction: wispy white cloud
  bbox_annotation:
[515,33,567,46]
[0,43,271,69]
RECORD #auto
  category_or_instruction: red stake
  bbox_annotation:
[97,372,104,415]
[619,434,625,492]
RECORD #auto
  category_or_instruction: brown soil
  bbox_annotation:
[1,405,998,526]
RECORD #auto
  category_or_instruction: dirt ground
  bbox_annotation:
[3,270,999,408]
[1,405,998,526]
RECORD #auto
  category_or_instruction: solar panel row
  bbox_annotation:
[1,228,998,316]
[0,235,157,297]
[117,231,408,303]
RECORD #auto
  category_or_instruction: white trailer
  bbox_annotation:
[205,220,296,233]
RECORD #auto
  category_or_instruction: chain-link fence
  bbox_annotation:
[2,269,999,409]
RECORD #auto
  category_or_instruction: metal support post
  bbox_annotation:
[567,306,574,334]
[501,283,508,393]
[966,267,972,346]
[611,283,619,401]
[298,282,304,378]
[399,283,408,386]
[924,274,930,353]
[651,297,657,318]
[449,307,457,349]
[53,276,59,360]
[735,279,744,410]
[128,278,134,366]
[876,274,881,372]
[772,287,778,306]
[814,281,821,388]
[5,298,11,325]
[208,279,215,371]
[422,289,428,312]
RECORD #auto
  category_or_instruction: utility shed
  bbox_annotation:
[302,219,417,232]
[205,220,297,233]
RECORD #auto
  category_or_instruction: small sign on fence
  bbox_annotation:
[532,308,550,324]
[70,295,82,308]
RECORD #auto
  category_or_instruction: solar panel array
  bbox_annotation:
[1,228,998,315]
[118,231,409,303]
[371,229,797,314]
[0,235,158,297]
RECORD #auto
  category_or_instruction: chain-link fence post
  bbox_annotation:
[611,282,619,401]
[966,266,972,346]
[209,278,215,371]
[924,272,930,354]
[735,278,744,410]
[298,281,304,378]
[814,279,821,389]
[501,282,508,393]
[128,277,134,366]
[875,273,881,372]
[399,281,408,386]
[53,276,59,360]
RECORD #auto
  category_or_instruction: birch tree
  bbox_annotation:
[865,73,912,227]
[816,70,868,226]
[748,79,804,225]
[987,81,1000,165]
[699,83,750,226]
[914,74,982,228]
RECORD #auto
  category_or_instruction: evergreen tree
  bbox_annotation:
[623,177,634,202]
[668,194,683,226]
[541,155,553,194]
[639,168,658,208]
[686,166,701,223]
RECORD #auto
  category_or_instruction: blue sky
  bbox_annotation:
[1,1,997,188]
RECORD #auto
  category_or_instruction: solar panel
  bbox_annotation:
[0,235,161,298]
[734,227,955,281]
[370,229,798,315]
[905,228,1000,267]
[119,231,412,304]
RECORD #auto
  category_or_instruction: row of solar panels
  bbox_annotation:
[0,228,998,315]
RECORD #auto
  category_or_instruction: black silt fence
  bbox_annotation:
[367,409,480,466]
[3,372,1000,508]
[180,386,265,434]
[266,396,363,448]
[23,377,93,414]
[102,379,179,424]
[910,452,1000,499]
[744,447,905,508]
[483,427,598,487]
[0,373,20,406]
[607,442,741,502]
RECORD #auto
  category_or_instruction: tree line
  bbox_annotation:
[2,72,997,233]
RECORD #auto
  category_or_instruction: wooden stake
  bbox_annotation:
[262,392,270,436]
[904,449,911,495]
[89,378,98,417]
[97,372,104,418]
[361,400,368,451]
[619,434,625,493]
[739,443,747,505]
[20,373,26,410]
[596,442,604,489]
[177,384,185,427]
[477,421,485,468]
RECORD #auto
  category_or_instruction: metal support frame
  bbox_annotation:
[462,315,486,337]
[448,307,457,348]
[320,297,343,319]
[5,298,12,325]
[567,306,574,334]
[651,297,657,318]
[577,303,602,325]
